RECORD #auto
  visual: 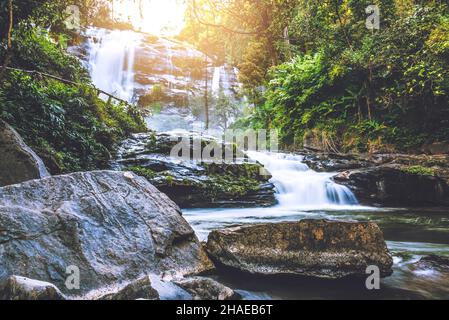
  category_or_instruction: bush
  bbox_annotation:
[250,4,449,153]
[0,29,146,173]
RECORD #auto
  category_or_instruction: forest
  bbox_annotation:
[1,0,449,302]
[180,0,449,153]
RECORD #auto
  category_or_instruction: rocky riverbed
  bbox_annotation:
[2,117,449,300]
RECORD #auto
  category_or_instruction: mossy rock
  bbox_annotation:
[128,162,275,209]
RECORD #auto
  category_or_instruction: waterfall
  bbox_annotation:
[247,152,359,209]
[211,65,238,97]
[212,66,221,96]
[85,28,142,102]
[165,41,175,90]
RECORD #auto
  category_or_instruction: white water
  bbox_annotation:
[247,152,359,209]
[211,65,238,97]
[212,66,221,96]
[184,151,369,241]
[165,42,175,90]
[86,28,142,102]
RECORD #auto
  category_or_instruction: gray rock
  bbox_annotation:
[422,142,449,155]
[302,153,374,172]
[0,171,214,296]
[99,276,160,300]
[333,165,449,206]
[413,255,449,273]
[0,120,50,187]
[116,133,276,208]
[174,277,240,300]
[0,276,65,300]
[206,220,393,279]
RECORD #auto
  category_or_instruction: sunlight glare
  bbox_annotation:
[112,0,186,37]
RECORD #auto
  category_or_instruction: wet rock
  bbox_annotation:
[303,152,374,172]
[0,171,214,296]
[174,277,240,301]
[413,255,449,273]
[116,133,276,208]
[396,255,449,298]
[333,165,449,206]
[206,219,393,279]
[99,276,160,300]
[0,276,65,300]
[0,120,50,187]
[421,142,449,155]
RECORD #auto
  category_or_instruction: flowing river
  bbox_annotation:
[83,28,449,300]
[184,152,449,300]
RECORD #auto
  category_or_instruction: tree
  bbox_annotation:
[214,90,239,131]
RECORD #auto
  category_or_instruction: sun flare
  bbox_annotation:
[112,0,186,37]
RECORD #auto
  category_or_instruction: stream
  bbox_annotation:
[82,28,449,300]
[183,154,449,300]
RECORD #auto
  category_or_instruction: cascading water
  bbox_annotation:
[165,42,175,90]
[184,151,363,242]
[247,152,359,208]
[211,65,238,97]
[212,66,221,96]
[85,28,142,102]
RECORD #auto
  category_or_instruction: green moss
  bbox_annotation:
[128,167,156,180]
[127,163,263,201]
[206,174,261,199]
[402,166,437,177]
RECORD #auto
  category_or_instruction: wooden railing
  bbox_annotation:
[0,66,133,107]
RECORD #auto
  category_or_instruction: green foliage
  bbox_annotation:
[3,27,90,82]
[402,166,437,177]
[138,84,167,107]
[0,28,146,173]
[213,91,240,131]
[248,2,449,153]
[184,0,449,153]
[128,166,156,180]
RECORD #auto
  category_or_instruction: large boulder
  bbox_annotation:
[206,220,393,279]
[0,276,65,300]
[0,120,50,187]
[0,171,213,296]
[333,165,449,206]
[116,133,276,208]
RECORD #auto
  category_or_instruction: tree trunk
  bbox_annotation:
[204,54,209,130]
[260,5,278,66]
[0,0,13,81]
[111,0,114,21]
[204,26,210,130]
[7,0,13,49]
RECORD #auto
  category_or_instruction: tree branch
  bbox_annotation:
[190,0,261,36]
